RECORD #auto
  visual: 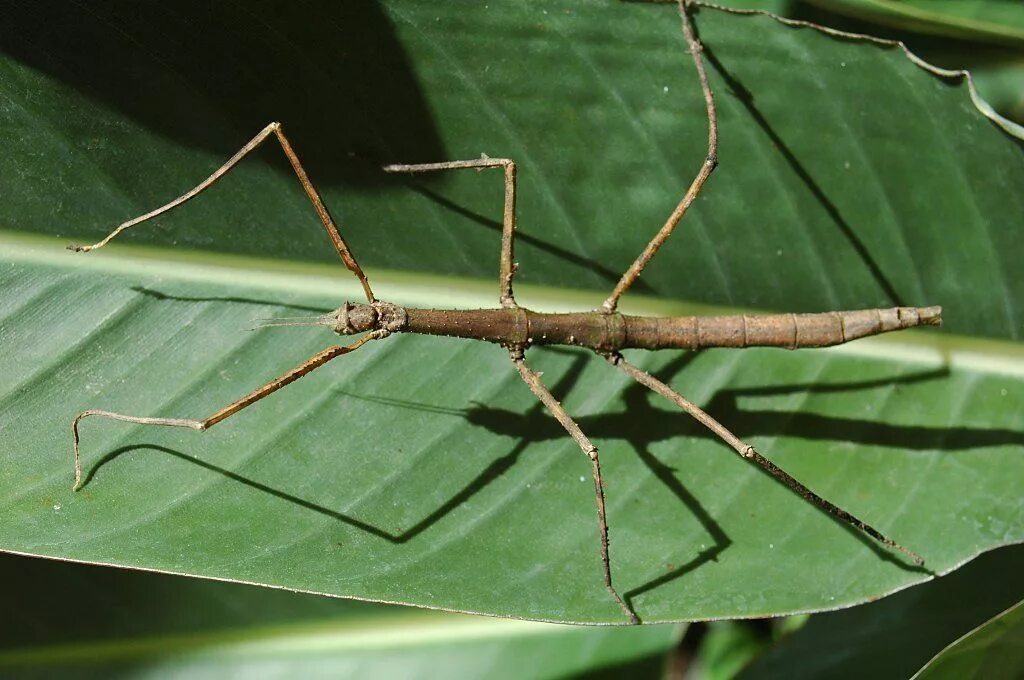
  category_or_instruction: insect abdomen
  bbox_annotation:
[622,306,942,350]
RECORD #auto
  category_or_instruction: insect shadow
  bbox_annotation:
[77,348,729,621]
[130,286,332,315]
[79,345,1019,613]
[696,25,905,307]
[391,182,655,292]
[340,350,976,585]
[78,349,601,547]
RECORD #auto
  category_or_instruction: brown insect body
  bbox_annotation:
[331,302,942,352]
[67,1,945,625]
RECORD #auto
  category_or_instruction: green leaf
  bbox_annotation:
[914,600,1024,679]
[0,2,1022,624]
[0,553,682,678]
[805,0,1024,46]
[740,543,1024,679]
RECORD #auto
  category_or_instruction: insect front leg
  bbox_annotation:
[71,332,384,490]
[509,347,638,624]
[69,122,375,303]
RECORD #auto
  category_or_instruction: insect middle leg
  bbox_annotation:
[69,122,375,303]
[602,0,718,313]
[71,331,385,490]
[509,347,638,624]
[383,157,519,308]
[604,351,925,566]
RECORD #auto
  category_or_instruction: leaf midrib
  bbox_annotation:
[5,228,1022,378]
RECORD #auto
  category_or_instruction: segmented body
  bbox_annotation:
[330,302,942,352]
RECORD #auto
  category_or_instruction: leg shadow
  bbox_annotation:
[400,184,653,292]
[616,353,733,618]
[131,286,332,315]
[698,33,905,307]
[79,350,591,550]
[342,350,1016,601]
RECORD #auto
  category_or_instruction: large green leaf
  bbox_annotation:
[0,1,1022,624]
[3,234,1021,624]
[0,553,681,678]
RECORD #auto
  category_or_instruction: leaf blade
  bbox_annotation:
[1,1,1022,624]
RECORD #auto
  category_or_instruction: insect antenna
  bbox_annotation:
[249,314,337,330]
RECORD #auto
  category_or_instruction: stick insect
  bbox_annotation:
[69,1,941,624]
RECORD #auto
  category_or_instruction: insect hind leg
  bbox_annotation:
[509,346,639,624]
[603,351,925,567]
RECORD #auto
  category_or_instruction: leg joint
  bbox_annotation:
[370,301,408,334]
[506,343,527,362]
[599,350,623,366]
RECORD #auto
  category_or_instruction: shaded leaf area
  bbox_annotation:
[1,238,1021,623]
[740,543,1024,679]
[0,553,681,679]
[1,2,1022,339]
[915,597,1024,680]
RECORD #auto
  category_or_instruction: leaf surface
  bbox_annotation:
[0,1,1022,624]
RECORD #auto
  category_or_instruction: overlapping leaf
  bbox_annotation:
[914,597,1024,679]
[0,553,681,678]
[742,544,1024,679]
